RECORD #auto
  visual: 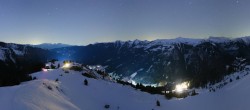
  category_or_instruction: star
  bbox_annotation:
[236,0,239,4]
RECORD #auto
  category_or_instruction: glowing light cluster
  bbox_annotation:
[63,63,71,68]
[42,68,48,72]
[175,82,189,93]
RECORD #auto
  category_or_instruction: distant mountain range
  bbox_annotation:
[1,36,250,87]
[32,43,73,50]
[53,36,250,86]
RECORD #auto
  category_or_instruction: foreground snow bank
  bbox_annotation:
[0,79,79,110]
[32,69,164,110]
[1,66,250,110]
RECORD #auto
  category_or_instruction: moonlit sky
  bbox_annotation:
[0,0,250,45]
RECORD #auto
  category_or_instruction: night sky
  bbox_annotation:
[0,0,250,45]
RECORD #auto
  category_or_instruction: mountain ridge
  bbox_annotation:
[1,36,250,87]
[53,36,250,86]
[32,43,74,50]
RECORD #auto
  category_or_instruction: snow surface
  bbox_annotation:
[0,79,79,110]
[1,64,250,110]
[12,49,24,56]
[7,44,25,56]
[0,44,26,62]
[0,49,6,61]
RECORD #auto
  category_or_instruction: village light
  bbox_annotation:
[42,68,48,72]
[63,63,71,68]
[175,82,189,93]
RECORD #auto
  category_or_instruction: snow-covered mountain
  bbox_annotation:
[0,42,27,63]
[0,42,58,64]
[0,42,59,86]
[1,36,250,87]
[0,61,250,110]
[54,36,250,86]
[32,43,73,50]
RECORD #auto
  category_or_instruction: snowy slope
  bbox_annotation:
[0,49,6,61]
[0,79,79,110]
[31,69,162,110]
[0,43,26,62]
[0,64,250,110]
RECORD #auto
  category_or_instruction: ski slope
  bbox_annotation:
[0,65,250,110]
